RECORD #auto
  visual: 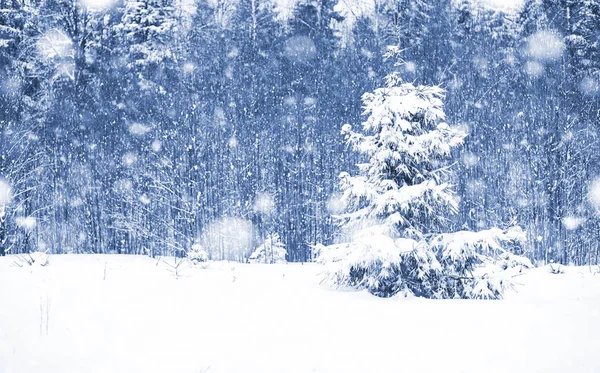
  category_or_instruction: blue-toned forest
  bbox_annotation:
[1,0,599,265]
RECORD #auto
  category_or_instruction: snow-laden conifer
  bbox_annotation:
[316,51,531,299]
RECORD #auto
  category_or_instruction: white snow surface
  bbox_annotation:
[0,254,599,373]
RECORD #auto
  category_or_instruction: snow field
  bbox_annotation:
[0,255,599,373]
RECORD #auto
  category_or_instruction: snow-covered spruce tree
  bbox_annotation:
[316,50,531,299]
[249,233,287,264]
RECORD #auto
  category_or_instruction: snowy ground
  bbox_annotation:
[1,254,599,373]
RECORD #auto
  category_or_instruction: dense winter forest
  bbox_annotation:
[0,0,599,265]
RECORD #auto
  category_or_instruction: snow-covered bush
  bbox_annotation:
[431,229,533,299]
[548,262,565,274]
[187,244,208,264]
[249,233,287,264]
[317,55,531,299]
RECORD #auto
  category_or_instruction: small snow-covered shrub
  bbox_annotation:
[430,228,533,299]
[548,262,564,274]
[187,244,208,264]
[249,233,287,264]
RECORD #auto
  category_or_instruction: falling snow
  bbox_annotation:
[283,36,317,64]
[525,60,544,77]
[579,76,599,96]
[0,180,11,206]
[36,29,73,60]
[526,30,565,61]
[128,123,152,136]
[201,218,253,261]
[122,152,138,166]
[588,178,600,211]
[562,216,586,230]
[80,0,116,11]
[151,140,162,152]
[253,193,275,215]
[15,216,37,230]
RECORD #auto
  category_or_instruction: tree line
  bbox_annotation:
[0,0,598,264]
